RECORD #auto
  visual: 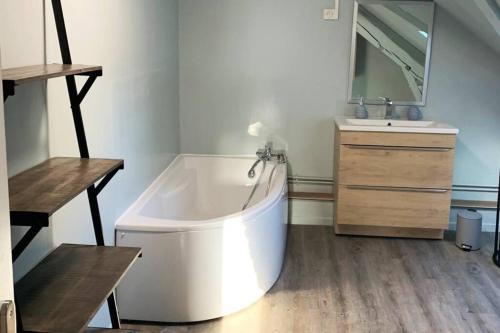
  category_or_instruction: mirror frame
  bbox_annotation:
[347,0,435,106]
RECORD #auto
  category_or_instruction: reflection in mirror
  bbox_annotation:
[348,0,435,105]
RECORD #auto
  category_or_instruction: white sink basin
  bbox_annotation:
[345,119,437,127]
[336,118,459,134]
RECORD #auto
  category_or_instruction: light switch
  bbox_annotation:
[323,0,339,20]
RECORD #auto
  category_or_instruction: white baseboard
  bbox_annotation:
[449,207,497,232]
[288,200,498,232]
[290,216,333,226]
[289,200,333,226]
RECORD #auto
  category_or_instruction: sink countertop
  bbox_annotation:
[335,117,459,134]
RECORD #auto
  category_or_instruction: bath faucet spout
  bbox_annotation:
[248,144,272,178]
[248,159,263,178]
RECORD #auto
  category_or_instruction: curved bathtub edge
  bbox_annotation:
[116,156,288,233]
[114,154,183,232]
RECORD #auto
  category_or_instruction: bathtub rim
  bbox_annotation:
[115,154,288,233]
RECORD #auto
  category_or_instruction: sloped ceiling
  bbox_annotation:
[435,0,500,54]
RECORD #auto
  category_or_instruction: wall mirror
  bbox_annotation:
[348,0,435,106]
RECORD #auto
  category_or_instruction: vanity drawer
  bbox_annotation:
[339,144,454,189]
[336,185,451,229]
[340,131,456,148]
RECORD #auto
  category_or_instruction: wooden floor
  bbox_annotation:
[123,225,500,333]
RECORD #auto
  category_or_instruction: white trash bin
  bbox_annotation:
[456,209,482,251]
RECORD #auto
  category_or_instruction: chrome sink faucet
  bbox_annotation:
[380,97,394,119]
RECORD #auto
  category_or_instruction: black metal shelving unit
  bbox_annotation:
[2,1,140,332]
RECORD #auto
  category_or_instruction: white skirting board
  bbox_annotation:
[449,207,497,232]
[288,199,498,232]
[289,200,333,226]
[288,177,498,232]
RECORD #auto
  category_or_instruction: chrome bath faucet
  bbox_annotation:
[247,143,286,179]
[247,144,272,178]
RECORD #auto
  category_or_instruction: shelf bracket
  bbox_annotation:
[95,166,122,196]
[76,75,98,105]
[2,81,15,102]
[12,226,43,262]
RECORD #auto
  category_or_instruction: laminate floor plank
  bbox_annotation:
[123,226,500,333]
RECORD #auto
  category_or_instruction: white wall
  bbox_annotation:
[180,0,353,178]
[0,54,14,304]
[179,0,500,227]
[1,0,180,327]
[45,0,180,246]
[0,0,53,280]
[427,6,500,230]
[45,0,180,326]
[426,7,500,188]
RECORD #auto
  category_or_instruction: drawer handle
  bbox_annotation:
[345,185,449,193]
[345,145,452,152]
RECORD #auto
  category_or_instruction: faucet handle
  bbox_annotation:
[379,97,392,105]
[264,142,273,157]
[256,142,275,160]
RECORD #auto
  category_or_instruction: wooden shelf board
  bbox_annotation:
[9,157,123,226]
[16,244,141,333]
[451,199,497,210]
[1,64,102,85]
[288,191,335,202]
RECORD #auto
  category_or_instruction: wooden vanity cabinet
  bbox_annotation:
[333,127,457,239]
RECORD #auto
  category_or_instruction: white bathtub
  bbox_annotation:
[115,154,288,322]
